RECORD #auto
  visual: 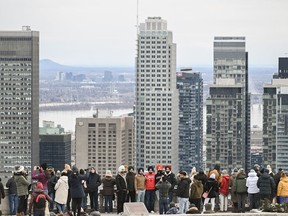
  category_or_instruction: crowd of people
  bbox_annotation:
[2,162,288,215]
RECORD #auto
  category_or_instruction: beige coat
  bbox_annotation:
[55,176,69,204]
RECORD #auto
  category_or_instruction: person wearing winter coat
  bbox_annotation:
[14,165,30,216]
[155,175,171,214]
[126,166,136,202]
[28,182,53,216]
[6,175,18,215]
[54,170,69,213]
[86,167,101,211]
[203,173,219,212]
[229,169,239,212]
[164,165,177,203]
[102,170,116,213]
[189,177,203,211]
[277,172,288,204]
[274,168,283,203]
[246,169,259,210]
[207,164,222,184]
[32,163,51,192]
[68,166,89,216]
[176,171,191,214]
[145,166,156,213]
[219,170,230,212]
[47,170,60,211]
[134,168,146,203]
[257,168,276,203]
[235,168,247,213]
[116,165,127,214]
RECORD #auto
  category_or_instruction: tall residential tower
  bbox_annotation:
[206,37,250,171]
[0,27,39,181]
[177,69,203,172]
[135,17,179,171]
[263,57,288,171]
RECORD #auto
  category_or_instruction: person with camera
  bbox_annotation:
[32,163,51,193]
[155,175,171,214]
[14,165,30,216]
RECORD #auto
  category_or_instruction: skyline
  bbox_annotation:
[1,0,287,67]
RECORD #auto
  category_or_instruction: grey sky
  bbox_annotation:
[1,0,287,66]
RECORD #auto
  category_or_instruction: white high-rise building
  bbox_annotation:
[135,17,179,171]
[0,27,39,182]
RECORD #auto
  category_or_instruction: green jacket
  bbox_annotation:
[14,174,30,196]
[235,173,247,193]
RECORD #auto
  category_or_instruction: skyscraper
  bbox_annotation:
[0,26,39,181]
[263,57,288,171]
[206,37,250,171]
[135,17,179,171]
[75,116,134,176]
[278,57,288,79]
[177,69,203,172]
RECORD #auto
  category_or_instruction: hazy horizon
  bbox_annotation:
[1,0,287,67]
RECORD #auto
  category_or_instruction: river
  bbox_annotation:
[39,104,262,133]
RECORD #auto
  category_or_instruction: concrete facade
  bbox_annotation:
[263,79,288,171]
[206,37,250,172]
[0,27,39,183]
[135,17,179,172]
[75,116,134,177]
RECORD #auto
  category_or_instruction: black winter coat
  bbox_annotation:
[116,174,127,192]
[165,172,177,193]
[204,178,219,198]
[6,177,17,195]
[257,173,275,195]
[126,172,136,191]
[176,177,191,198]
[86,172,101,192]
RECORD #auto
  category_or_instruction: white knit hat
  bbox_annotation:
[105,170,112,177]
[118,165,125,172]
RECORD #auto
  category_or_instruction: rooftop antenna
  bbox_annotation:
[136,0,139,34]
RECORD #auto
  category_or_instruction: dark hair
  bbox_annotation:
[179,171,186,176]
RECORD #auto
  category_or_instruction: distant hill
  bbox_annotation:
[40,59,134,80]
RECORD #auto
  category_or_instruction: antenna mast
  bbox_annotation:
[136,0,139,34]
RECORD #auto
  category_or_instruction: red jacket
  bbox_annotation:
[145,173,156,190]
[219,175,230,196]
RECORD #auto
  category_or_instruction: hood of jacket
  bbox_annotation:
[60,175,68,183]
[237,173,246,179]
[280,176,288,183]
[261,173,271,179]
[248,171,257,177]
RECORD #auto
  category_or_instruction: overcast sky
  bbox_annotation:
[1,0,287,67]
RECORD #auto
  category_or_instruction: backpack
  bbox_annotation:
[34,193,46,209]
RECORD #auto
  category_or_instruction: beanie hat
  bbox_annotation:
[37,182,43,189]
[138,168,144,174]
[118,165,125,173]
[128,166,134,171]
[210,173,216,179]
